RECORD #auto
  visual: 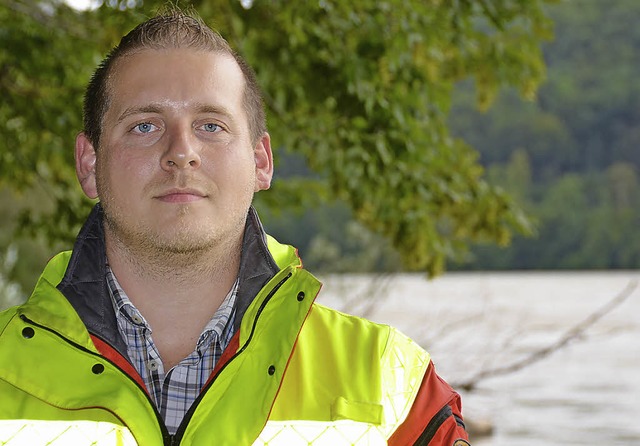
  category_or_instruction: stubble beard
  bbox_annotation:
[101,199,250,280]
[98,184,251,277]
[103,203,211,254]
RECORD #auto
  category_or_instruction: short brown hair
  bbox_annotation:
[83,10,266,147]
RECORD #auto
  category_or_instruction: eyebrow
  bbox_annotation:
[116,105,163,124]
[116,102,235,124]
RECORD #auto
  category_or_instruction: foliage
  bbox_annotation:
[449,0,640,271]
[259,201,403,274]
[0,187,58,305]
[0,0,554,281]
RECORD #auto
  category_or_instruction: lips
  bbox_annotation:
[155,188,207,203]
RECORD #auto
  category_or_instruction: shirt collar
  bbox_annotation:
[105,265,239,347]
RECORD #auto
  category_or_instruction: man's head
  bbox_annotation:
[75,10,273,261]
[83,10,266,149]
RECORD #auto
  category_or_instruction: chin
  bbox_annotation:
[152,231,210,251]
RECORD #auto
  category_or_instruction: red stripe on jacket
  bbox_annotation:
[90,334,147,392]
[389,361,468,445]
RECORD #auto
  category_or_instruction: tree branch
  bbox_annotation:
[453,278,638,392]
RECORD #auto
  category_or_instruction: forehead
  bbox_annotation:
[106,48,246,116]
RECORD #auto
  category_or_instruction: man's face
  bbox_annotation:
[76,48,272,255]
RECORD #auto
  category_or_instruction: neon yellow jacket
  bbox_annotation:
[0,205,468,445]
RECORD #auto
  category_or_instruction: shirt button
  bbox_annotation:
[148,360,159,371]
[132,315,143,325]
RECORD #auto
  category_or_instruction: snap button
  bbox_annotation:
[21,327,35,339]
[268,365,276,375]
[92,364,105,375]
[296,291,305,302]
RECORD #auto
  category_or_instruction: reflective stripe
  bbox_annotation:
[0,420,137,445]
[378,329,430,437]
[254,420,386,445]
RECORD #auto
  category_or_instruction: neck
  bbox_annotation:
[105,227,242,304]
[105,227,243,369]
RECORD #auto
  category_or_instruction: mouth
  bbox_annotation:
[155,188,208,203]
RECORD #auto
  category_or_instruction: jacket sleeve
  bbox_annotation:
[388,360,470,446]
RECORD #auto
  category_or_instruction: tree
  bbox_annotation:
[447,1,640,271]
[0,0,555,279]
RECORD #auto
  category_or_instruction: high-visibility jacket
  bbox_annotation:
[0,205,469,445]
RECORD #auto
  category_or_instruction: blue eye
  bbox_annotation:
[134,123,155,133]
[202,123,220,132]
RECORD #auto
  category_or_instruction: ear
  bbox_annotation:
[75,132,98,199]
[254,132,274,192]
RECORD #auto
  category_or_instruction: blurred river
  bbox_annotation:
[318,271,640,446]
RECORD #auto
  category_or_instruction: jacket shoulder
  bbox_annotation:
[307,302,429,362]
[308,302,391,336]
[0,306,19,336]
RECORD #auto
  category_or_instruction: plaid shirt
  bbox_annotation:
[106,267,237,435]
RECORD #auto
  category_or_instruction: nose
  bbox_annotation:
[161,128,202,170]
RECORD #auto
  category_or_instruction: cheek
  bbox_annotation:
[207,149,256,186]
[116,148,158,176]
[97,150,154,198]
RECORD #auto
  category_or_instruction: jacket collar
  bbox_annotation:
[56,203,280,360]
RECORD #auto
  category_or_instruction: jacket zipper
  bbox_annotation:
[19,313,174,445]
[413,404,452,446]
[171,271,293,443]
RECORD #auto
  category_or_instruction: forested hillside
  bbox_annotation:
[449,0,640,270]
[265,0,640,272]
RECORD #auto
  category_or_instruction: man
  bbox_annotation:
[0,10,469,446]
